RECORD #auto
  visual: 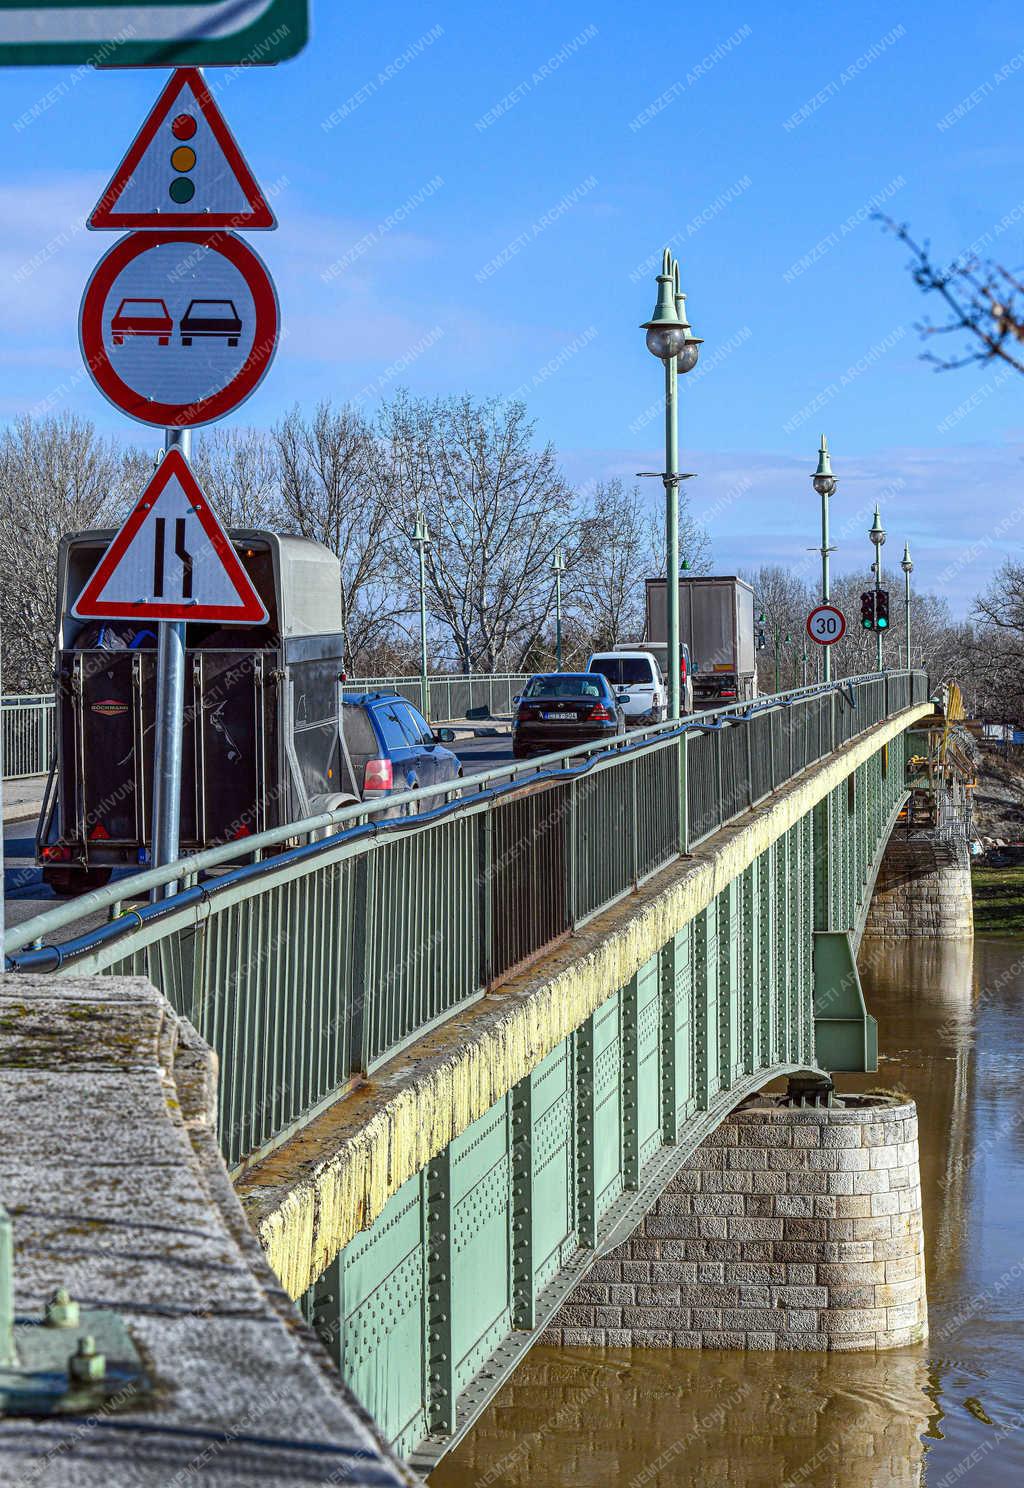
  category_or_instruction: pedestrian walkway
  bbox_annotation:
[2,776,44,825]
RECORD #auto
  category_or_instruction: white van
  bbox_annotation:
[587,648,688,725]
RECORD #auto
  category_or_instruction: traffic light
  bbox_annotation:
[169,112,198,204]
[860,591,875,630]
[875,589,890,630]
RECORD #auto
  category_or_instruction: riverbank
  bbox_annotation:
[972,865,1024,934]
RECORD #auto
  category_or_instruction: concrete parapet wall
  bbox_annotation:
[863,831,973,939]
[0,976,412,1487]
[543,1095,927,1351]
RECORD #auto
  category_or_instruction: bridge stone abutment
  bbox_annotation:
[543,1093,927,1351]
[862,830,973,940]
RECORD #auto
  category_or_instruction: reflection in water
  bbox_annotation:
[433,938,1024,1487]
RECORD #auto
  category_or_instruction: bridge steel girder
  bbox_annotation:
[299,718,921,1470]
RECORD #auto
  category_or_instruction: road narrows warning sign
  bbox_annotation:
[73,449,269,624]
[89,68,276,232]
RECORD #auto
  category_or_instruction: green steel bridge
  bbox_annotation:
[4,669,932,1468]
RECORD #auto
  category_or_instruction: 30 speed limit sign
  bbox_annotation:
[806,604,846,645]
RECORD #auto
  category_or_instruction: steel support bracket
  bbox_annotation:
[812,930,878,1073]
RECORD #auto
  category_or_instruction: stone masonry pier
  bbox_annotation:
[543,1094,927,1351]
[863,829,973,940]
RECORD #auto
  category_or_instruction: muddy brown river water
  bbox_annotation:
[432,937,1024,1487]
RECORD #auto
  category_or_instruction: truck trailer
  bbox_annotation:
[644,575,757,706]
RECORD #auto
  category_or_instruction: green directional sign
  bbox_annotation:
[0,1,309,66]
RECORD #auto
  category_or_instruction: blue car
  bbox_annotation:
[341,692,462,802]
[512,672,627,759]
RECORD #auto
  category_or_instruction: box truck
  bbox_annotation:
[644,575,757,706]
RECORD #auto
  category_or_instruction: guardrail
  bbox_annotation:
[344,673,529,721]
[1,695,54,780]
[4,671,929,1169]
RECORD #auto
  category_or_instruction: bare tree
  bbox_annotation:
[378,393,578,673]
[192,425,282,529]
[273,401,401,668]
[970,560,1024,718]
[876,214,1024,376]
[566,480,657,653]
[0,414,140,692]
[744,564,814,690]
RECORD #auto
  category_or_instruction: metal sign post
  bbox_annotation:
[151,431,189,898]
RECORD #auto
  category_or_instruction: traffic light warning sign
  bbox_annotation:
[89,68,276,232]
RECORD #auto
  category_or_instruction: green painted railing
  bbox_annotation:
[4,671,929,1168]
[345,673,530,720]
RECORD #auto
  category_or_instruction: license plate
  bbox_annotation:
[541,710,576,720]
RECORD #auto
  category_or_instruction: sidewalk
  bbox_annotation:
[2,775,45,825]
[441,715,511,738]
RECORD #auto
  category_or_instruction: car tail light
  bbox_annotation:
[517,704,537,721]
[720,689,737,699]
[679,654,688,683]
[364,758,394,793]
[41,844,72,862]
[89,822,110,841]
[589,704,613,721]
[230,824,251,841]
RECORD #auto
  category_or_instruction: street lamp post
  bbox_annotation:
[760,611,791,694]
[551,545,566,670]
[901,541,914,670]
[869,505,886,673]
[640,249,701,719]
[410,511,431,719]
[810,433,838,683]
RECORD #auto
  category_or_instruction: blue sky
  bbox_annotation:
[2,0,1023,613]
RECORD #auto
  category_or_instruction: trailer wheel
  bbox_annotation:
[43,865,113,897]
[306,792,359,841]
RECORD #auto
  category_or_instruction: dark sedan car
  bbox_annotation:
[179,298,243,347]
[512,672,626,759]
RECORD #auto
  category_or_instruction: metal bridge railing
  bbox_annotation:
[1,695,54,779]
[344,673,530,721]
[4,670,929,1169]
